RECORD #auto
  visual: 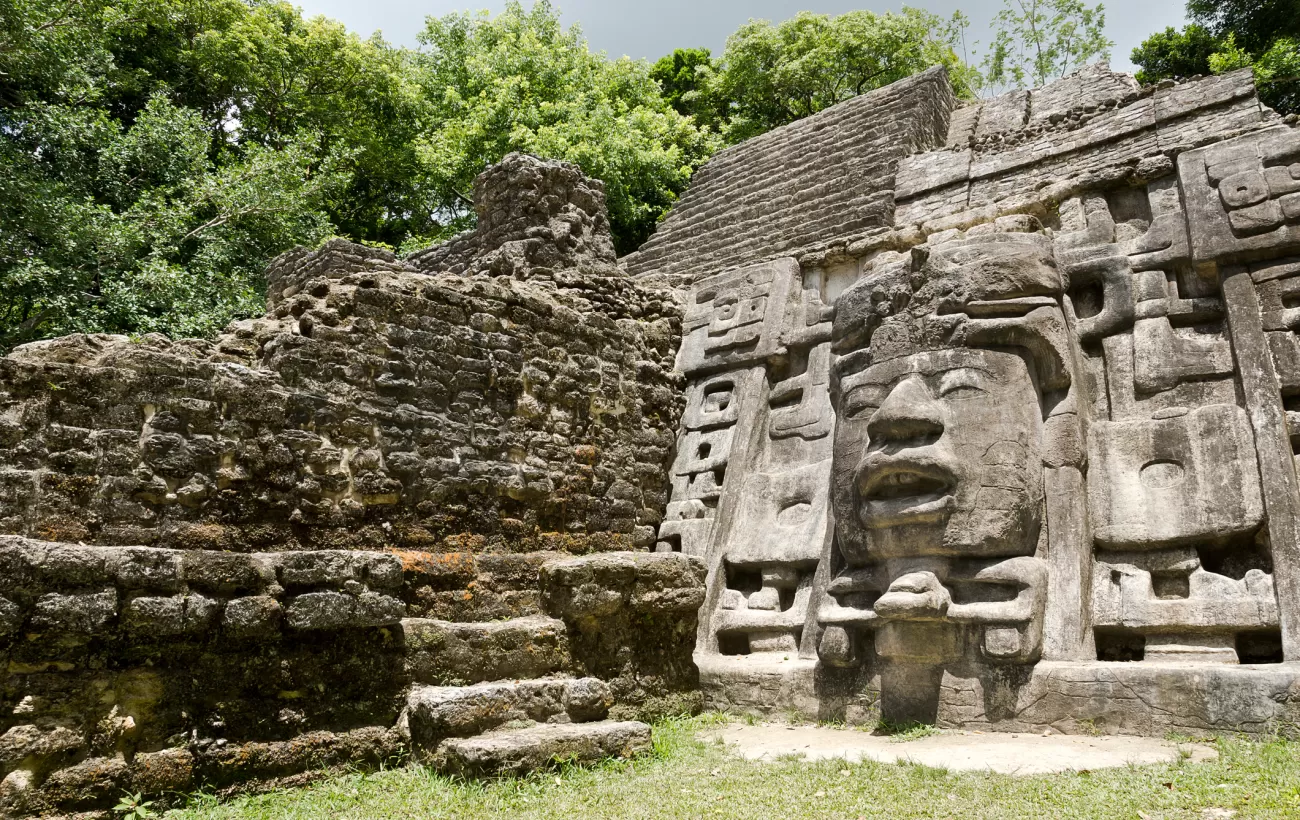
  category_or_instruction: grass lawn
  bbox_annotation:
[165,716,1300,820]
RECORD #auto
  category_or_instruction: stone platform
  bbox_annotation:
[707,723,1218,774]
[699,654,1300,737]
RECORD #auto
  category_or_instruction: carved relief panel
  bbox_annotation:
[657,257,843,656]
[665,119,1300,730]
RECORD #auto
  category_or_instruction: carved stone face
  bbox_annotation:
[832,347,1044,563]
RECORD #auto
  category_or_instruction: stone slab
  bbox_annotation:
[404,677,613,755]
[433,720,652,776]
[701,657,1300,737]
[707,723,1217,774]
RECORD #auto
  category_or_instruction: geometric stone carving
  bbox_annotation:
[684,369,763,431]
[1087,405,1265,549]
[723,460,831,568]
[659,66,1300,735]
[678,259,798,374]
[768,343,833,440]
[1181,126,1300,265]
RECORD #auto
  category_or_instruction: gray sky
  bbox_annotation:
[294,0,1187,74]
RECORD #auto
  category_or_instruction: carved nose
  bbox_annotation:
[866,376,944,441]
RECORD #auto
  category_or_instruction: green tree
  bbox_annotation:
[1132,1,1300,115]
[1186,0,1300,54]
[711,8,977,144]
[412,1,719,254]
[650,47,727,132]
[1130,24,1221,83]
[982,0,1111,91]
[0,0,355,348]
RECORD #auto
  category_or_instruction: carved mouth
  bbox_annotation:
[858,461,956,527]
[864,471,951,500]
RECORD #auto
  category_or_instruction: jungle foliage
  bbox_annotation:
[1131,0,1300,115]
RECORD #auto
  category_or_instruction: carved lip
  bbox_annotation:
[857,456,956,527]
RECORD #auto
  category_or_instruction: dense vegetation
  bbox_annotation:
[1132,0,1300,115]
[33,0,1282,351]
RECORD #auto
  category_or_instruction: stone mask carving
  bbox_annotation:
[832,347,1044,561]
[821,232,1065,669]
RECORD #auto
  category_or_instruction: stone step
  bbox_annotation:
[400,615,572,684]
[433,720,652,776]
[403,677,612,757]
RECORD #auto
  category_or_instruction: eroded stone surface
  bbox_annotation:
[433,720,652,776]
[708,722,1217,774]
[646,62,1300,734]
[9,56,1300,816]
[0,154,703,816]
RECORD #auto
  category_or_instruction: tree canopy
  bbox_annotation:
[7,0,1206,352]
[981,0,1111,92]
[412,1,718,256]
[1132,0,1300,115]
[707,8,978,144]
[0,0,361,348]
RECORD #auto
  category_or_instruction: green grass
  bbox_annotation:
[164,716,1300,820]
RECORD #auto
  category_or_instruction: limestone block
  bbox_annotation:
[401,615,572,684]
[128,748,194,794]
[275,551,366,587]
[181,552,273,595]
[723,460,831,568]
[30,589,117,634]
[121,593,218,638]
[975,90,1028,140]
[1093,564,1278,632]
[433,720,651,776]
[110,548,183,593]
[767,343,834,441]
[895,149,972,201]
[1131,316,1235,394]
[1087,405,1265,549]
[540,551,706,624]
[1058,246,1135,342]
[0,596,21,636]
[682,369,762,431]
[1180,126,1300,264]
[283,590,404,630]
[220,595,282,639]
[672,428,734,478]
[404,678,611,753]
[0,724,83,767]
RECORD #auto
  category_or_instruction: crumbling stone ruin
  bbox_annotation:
[5,59,1300,815]
[0,154,702,815]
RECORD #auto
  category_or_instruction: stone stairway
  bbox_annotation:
[386,550,706,776]
[399,617,652,774]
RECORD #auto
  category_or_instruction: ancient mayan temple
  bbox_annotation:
[629,62,1300,731]
[3,63,1300,813]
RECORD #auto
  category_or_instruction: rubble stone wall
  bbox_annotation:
[0,154,706,815]
[0,536,703,815]
[0,155,683,555]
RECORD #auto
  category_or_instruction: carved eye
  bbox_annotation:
[938,369,988,399]
[842,386,885,420]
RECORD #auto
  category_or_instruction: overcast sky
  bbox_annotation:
[294,0,1187,73]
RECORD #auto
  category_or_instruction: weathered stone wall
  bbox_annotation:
[0,537,703,815]
[0,155,683,555]
[623,67,956,288]
[0,154,707,815]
